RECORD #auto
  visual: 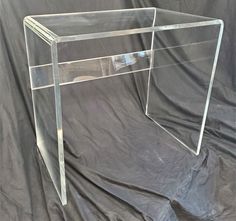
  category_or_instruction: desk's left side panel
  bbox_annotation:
[24,20,67,205]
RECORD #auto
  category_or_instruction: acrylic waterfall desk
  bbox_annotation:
[24,8,224,205]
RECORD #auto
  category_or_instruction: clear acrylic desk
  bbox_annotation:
[24,8,224,205]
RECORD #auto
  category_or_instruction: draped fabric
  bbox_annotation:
[0,0,236,220]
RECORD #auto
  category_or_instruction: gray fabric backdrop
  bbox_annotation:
[1,0,236,220]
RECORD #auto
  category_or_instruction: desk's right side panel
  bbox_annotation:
[146,22,222,154]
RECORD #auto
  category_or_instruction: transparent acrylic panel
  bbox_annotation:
[146,24,222,154]
[24,25,66,204]
[31,8,156,36]
[30,33,152,89]
[28,8,218,44]
[57,33,152,84]
[24,8,223,205]
[153,8,214,26]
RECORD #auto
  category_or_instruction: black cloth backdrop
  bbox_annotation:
[0,0,236,220]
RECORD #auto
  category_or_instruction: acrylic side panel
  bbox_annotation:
[146,23,223,154]
[24,23,66,204]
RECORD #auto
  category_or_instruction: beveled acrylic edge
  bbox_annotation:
[24,16,58,45]
[51,41,67,205]
[196,20,224,155]
[23,8,223,45]
[57,20,223,43]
